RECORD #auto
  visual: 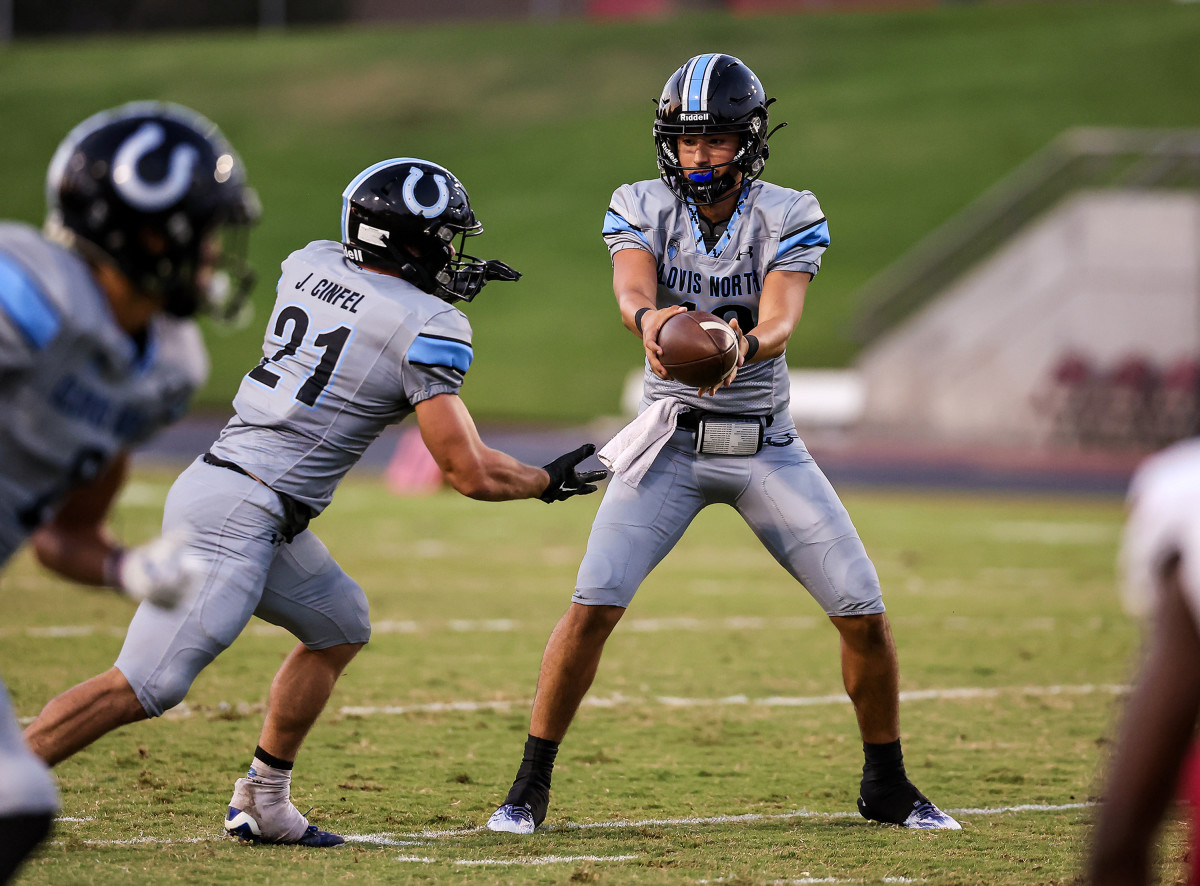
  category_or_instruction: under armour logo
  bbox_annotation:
[736,245,755,258]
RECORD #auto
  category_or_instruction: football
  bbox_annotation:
[657,310,739,388]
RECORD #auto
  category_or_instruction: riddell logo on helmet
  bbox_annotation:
[679,112,710,122]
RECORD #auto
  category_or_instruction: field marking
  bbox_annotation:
[51,800,1094,849]
[337,682,1129,718]
[23,683,1128,727]
[453,854,639,866]
[0,613,1118,641]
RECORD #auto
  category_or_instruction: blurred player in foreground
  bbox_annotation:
[1088,439,1200,885]
[488,53,958,834]
[0,103,258,881]
[24,157,606,847]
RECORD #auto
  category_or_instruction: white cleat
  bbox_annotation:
[902,800,961,830]
[486,803,537,834]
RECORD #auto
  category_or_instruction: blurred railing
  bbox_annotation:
[853,128,1200,345]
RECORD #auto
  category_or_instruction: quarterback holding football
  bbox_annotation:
[488,53,959,834]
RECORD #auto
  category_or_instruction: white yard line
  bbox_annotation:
[52,801,1094,848]
[0,613,1114,641]
[24,683,1127,727]
[338,683,1129,718]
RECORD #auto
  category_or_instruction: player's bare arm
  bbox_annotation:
[1088,561,1200,886]
[696,269,810,396]
[415,393,603,503]
[29,454,128,586]
[612,247,685,379]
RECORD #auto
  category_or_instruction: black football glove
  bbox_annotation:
[540,443,608,503]
[484,259,521,283]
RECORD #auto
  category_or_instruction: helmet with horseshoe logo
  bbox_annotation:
[340,158,520,304]
[45,101,260,320]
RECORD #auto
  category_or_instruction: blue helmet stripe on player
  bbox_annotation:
[776,219,830,259]
[407,333,473,372]
[339,157,457,243]
[684,53,719,113]
[602,210,651,248]
[0,253,60,348]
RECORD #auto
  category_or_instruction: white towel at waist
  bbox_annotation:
[598,399,689,488]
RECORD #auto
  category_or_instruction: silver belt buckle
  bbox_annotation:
[694,417,763,456]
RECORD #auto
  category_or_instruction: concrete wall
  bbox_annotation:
[855,190,1200,444]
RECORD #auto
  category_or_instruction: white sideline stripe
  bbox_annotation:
[344,834,426,846]
[453,854,639,866]
[0,613,1110,641]
[50,801,1094,848]
[337,683,1129,718]
[21,683,1128,727]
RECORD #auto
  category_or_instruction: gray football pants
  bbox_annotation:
[0,679,58,816]
[116,457,371,718]
[573,428,885,616]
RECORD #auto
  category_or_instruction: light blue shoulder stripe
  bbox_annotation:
[0,252,60,349]
[408,333,473,373]
[602,210,651,248]
[776,220,830,260]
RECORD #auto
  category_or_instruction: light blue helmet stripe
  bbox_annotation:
[0,253,60,349]
[685,53,719,113]
[340,157,453,241]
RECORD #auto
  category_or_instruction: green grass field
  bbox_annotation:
[1,2,1198,421]
[2,466,1185,884]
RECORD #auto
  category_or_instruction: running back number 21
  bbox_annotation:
[248,305,352,406]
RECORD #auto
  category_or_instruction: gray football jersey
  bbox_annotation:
[603,179,829,415]
[209,240,474,514]
[0,222,207,564]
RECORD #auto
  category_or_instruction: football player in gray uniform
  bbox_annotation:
[0,103,258,882]
[488,54,958,834]
[23,158,606,848]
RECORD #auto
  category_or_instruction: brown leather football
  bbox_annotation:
[657,310,739,388]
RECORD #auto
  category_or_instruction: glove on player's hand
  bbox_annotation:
[540,444,608,503]
[114,533,203,609]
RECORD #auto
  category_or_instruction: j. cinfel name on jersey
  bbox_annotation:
[657,264,762,298]
[294,272,365,313]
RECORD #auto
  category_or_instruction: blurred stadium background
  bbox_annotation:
[1,0,1198,484]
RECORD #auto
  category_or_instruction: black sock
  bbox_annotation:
[254,745,294,771]
[858,739,928,824]
[0,812,55,882]
[861,739,906,785]
[502,734,559,825]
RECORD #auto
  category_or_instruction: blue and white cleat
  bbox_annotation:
[225,806,345,846]
[224,775,344,846]
[902,799,961,830]
[486,803,537,834]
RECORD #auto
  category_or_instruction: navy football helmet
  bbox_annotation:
[45,102,259,320]
[654,54,777,205]
[340,158,519,303]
